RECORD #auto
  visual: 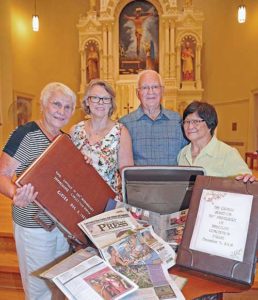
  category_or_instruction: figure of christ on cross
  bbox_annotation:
[124,7,153,56]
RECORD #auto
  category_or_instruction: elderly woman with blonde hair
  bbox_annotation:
[0,82,76,299]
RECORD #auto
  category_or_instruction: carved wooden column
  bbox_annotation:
[164,18,170,78]
[107,22,113,80]
[169,21,176,78]
[102,24,108,80]
[176,45,181,88]
[79,49,86,92]
[195,44,202,89]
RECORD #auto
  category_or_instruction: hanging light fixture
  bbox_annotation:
[32,0,39,31]
[238,2,246,23]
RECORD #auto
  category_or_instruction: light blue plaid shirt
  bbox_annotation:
[120,106,187,165]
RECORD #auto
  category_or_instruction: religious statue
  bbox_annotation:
[144,41,155,70]
[86,45,99,82]
[89,0,96,11]
[181,41,194,81]
[184,0,193,7]
[124,7,153,56]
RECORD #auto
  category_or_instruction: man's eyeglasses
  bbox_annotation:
[181,119,205,126]
[88,95,112,104]
[138,85,162,93]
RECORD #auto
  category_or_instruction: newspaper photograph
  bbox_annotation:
[101,226,176,269]
[115,201,188,251]
[165,209,188,251]
[114,201,153,227]
[52,255,138,300]
[117,263,185,300]
[78,208,142,248]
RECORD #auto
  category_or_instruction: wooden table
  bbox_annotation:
[170,264,258,299]
[245,152,258,169]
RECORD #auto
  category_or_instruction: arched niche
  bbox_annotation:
[118,1,159,75]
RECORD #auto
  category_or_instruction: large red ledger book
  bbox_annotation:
[16,134,116,245]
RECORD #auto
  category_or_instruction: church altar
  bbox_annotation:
[77,0,204,118]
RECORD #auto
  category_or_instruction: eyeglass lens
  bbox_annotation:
[183,120,204,125]
[88,96,112,104]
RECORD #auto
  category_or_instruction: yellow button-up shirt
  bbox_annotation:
[177,136,251,177]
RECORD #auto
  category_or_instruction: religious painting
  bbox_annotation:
[85,40,100,83]
[181,35,196,81]
[119,0,159,75]
[13,92,33,126]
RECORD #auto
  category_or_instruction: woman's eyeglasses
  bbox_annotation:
[181,119,205,126]
[50,101,73,113]
[88,95,112,104]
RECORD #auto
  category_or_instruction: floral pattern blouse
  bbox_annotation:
[70,121,123,195]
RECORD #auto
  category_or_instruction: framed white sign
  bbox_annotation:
[190,189,253,262]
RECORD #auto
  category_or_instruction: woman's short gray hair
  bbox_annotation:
[40,82,76,113]
[82,79,117,117]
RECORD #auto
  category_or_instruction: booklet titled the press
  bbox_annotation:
[78,208,176,269]
[52,255,138,300]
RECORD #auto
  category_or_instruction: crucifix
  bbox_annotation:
[123,102,134,114]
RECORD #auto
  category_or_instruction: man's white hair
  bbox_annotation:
[137,70,163,87]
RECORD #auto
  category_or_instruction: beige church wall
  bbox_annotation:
[11,0,89,133]
[213,100,249,157]
[190,0,258,101]
[188,0,258,155]
[0,0,88,149]
[0,1,13,147]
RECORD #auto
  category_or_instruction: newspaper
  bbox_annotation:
[52,255,138,300]
[40,248,186,300]
[170,275,188,291]
[113,201,188,252]
[78,208,176,269]
[164,209,188,252]
[78,208,183,299]
[119,264,185,300]
[40,247,98,280]
[78,207,142,249]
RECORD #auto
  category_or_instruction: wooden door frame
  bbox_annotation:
[247,88,258,151]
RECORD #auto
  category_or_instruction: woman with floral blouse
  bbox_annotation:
[70,79,134,197]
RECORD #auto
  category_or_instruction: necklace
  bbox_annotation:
[38,120,60,141]
[85,120,113,145]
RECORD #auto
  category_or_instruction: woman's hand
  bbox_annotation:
[84,154,93,165]
[13,183,38,207]
[235,174,257,183]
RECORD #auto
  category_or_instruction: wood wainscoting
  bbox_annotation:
[0,195,24,299]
